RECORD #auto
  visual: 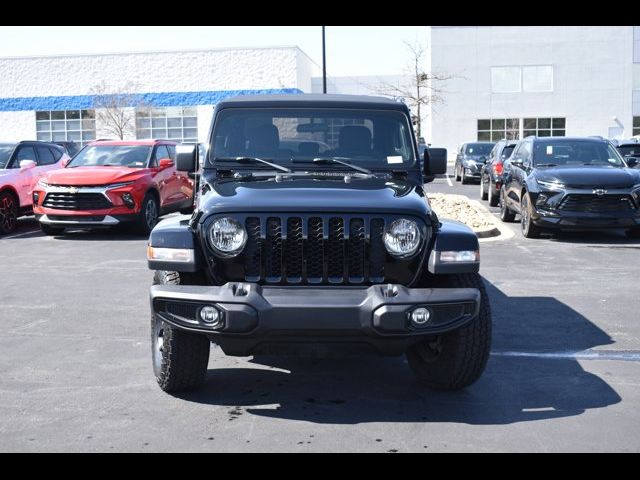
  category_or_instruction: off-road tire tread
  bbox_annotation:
[407,273,492,390]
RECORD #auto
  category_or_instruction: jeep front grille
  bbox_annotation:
[242,215,388,285]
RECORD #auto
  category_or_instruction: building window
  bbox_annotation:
[136,106,198,142]
[491,67,521,93]
[491,65,553,93]
[523,66,553,92]
[633,117,640,136]
[477,118,520,142]
[523,117,565,137]
[36,110,96,146]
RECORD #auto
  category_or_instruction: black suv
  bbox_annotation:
[146,94,492,393]
[612,139,640,168]
[500,136,640,238]
[455,142,495,184]
[480,139,517,207]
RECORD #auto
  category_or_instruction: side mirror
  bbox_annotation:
[175,144,197,173]
[479,155,488,163]
[19,159,36,170]
[61,157,70,167]
[158,158,174,169]
[625,157,639,168]
[510,158,524,168]
[424,147,447,176]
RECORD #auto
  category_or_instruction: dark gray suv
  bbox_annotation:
[455,142,495,184]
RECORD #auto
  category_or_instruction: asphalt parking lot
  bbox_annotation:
[1,169,640,452]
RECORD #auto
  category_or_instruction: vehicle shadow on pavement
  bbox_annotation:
[51,228,146,241]
[178,280,621,425]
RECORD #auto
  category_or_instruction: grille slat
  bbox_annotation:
[242,215,389,285]
[558,194,636,213]
[43,192,112,211]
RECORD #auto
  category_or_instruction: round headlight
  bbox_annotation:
[384,218,421,258]
[208,217,247,257]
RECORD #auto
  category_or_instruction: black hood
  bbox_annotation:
[535,166,640,188]
[197,174,430,219]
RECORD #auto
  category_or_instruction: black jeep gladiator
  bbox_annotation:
[147,94,491,392]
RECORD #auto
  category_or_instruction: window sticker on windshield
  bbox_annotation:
[546,146,553,155]
[387,156,403,164]
[608,158,617,164]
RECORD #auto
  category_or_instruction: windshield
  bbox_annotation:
[67,145,152,168]
[466,143,493,155]
[0,144,16,169]
[617,145,640,159]
[209,108,416,170]
[533,140,625,167]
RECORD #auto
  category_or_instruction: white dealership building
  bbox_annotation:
[0,26,638,157]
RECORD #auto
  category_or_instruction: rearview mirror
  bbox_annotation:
[158,158,174,169]
[19,160,36,170]
[625,157,639,168]
[175,144,197,173]
[424,148,447,176]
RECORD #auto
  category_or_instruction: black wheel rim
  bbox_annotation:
[0,195,17,233]
[521,196,529,234]
[416,337,443,363]
[145,199,158,230]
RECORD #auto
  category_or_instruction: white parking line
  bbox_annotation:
[445,173,453,187]
[0,229,41,239]
[492,350,640,362]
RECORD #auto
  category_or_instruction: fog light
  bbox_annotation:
[536,194,548,206]
[32,192,39,204]
[410,307,431,326]
[121,192,135,209]
[199,305,223,328]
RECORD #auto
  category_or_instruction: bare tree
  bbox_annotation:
[91,81,146,139]
[374,41,454,139]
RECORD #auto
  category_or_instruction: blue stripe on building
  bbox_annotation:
[0,88,304,112]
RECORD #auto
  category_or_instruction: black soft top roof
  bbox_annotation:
[216,94,410,113]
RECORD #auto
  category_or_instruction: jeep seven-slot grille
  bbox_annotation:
[558,194,636,213]
[43,192,112,211]
[243,216,387,285]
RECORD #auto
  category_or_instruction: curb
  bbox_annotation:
[467,198,514,241]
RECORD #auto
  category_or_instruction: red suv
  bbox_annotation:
[33,140,194,235]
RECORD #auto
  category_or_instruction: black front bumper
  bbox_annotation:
[532,210,640,230]
[150,283,480,356]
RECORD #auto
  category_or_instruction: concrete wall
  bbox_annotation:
[0,47,314,143]
[427,26,635,156]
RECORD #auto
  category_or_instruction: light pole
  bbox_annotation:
[322,26,327,94]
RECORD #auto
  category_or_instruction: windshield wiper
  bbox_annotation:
[216,156,291,173]
[536,163,557,167]
[292,157,372,175]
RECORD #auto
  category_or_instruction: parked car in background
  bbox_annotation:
[32,140,195,236]
[480,139,517,206]
[500,136,640,238]
[612,139,640,168]
[454,142,495,184]
[418,136,428,158]
[53,141,81,158]
[0,141,69,234]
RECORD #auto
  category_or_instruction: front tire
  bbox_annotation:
[461,167,469,185]
[40,224,65,236]
[521,193,542,239]
[480,176,488,200]
[0,191,19,235]
[151,271,211,393]
[499,187,516,222]
[455,164,461,181]
[135,193,159,236]
[406,273,492,390]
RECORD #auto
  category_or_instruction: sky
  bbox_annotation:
[0,26,427,77]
